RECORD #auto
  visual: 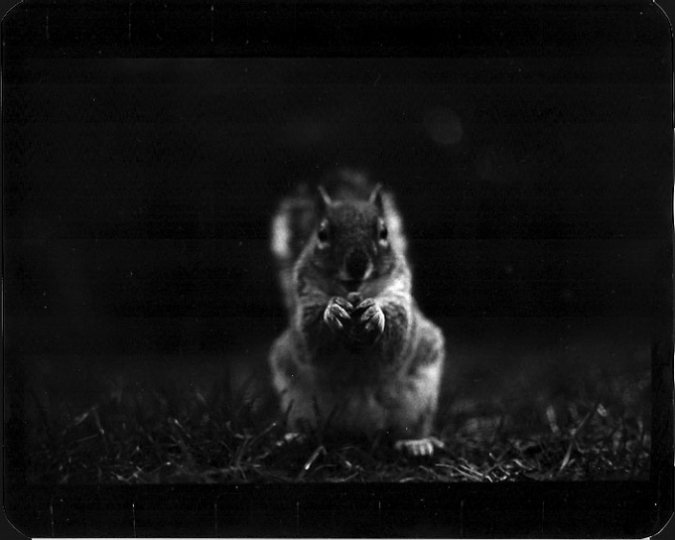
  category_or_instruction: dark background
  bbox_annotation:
[3,2,671,437]
[1,0,673,535]
[4,51,671,356]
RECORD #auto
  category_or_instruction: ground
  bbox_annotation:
[23,316,652,483]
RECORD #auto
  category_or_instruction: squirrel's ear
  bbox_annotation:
[368,183,384,212]
[317,185,332,212]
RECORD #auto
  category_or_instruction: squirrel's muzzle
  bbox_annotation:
[344,248,372,281]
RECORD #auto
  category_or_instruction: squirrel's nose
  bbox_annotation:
[345,248,370,280]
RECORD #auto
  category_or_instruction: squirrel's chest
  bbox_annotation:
[313,344,391,383]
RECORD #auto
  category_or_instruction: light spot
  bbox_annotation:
[424,108,463,146]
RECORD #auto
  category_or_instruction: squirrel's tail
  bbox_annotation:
[270,183,318,312]
[270,168,407,311]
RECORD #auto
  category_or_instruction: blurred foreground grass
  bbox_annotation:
[24,316,653,483]
[25,367,650,483]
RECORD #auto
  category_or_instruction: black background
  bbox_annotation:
[2,0,673,538]
[3,5,672,357]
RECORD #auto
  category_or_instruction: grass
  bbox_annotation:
[26,365,650,484]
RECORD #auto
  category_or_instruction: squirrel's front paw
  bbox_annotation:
[353,298,385,341]
[323,296,353,332]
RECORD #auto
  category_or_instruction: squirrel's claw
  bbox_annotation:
[357,301,386,337]
[323,297,353,332]
[394,437,444,457]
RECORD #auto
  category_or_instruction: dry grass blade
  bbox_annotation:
[559,401,599,472]
[297,445,326,480]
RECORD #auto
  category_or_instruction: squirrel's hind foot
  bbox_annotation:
[281,432,308,444]
[394,436,444,457]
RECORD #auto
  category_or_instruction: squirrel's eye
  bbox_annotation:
[379,222,388,241]
[317,222,329,244]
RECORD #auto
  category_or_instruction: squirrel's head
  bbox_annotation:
[310,184,396,290]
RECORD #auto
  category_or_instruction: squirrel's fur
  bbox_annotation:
[269,169,445,454]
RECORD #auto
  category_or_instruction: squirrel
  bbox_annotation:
[268,169,446,456]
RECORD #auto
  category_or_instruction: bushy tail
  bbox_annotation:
[270,183,318,312]
[270,168,407,312]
